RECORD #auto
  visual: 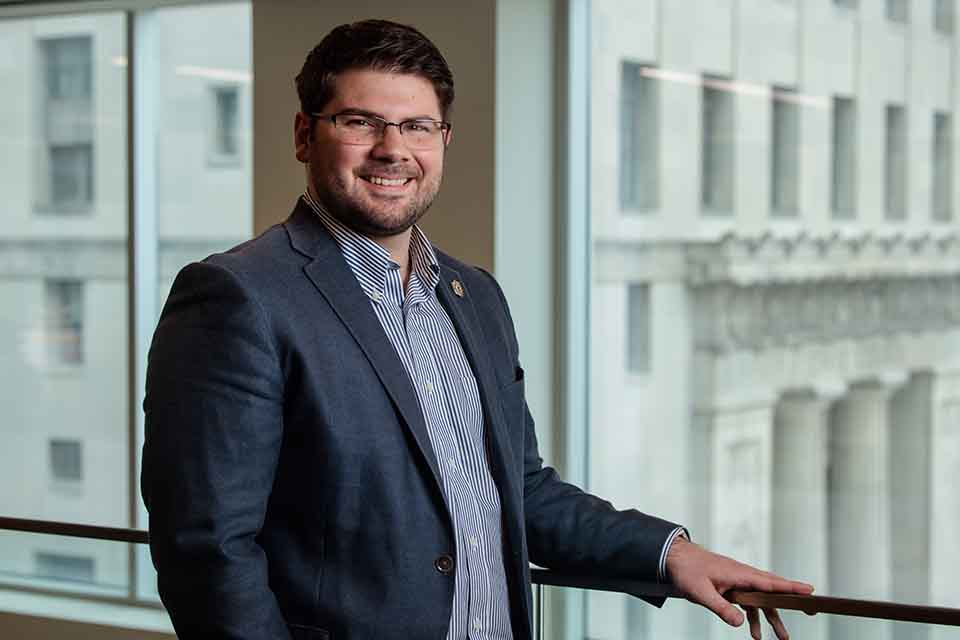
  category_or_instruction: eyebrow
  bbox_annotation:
[337,108,443,121]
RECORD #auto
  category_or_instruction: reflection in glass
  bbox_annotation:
[588,2,960,639]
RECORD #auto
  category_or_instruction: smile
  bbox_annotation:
[361,175,413,187]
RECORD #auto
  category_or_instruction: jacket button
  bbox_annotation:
[435,554,455,575]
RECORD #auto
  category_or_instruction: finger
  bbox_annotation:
[762,607,790,640]
[690,582,744,628]
[735,570,814,595]
[746,606,761,640]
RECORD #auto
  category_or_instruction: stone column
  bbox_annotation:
[772,388,836,640]
[931,369,960,640]
[828,374,905,640]
[703,403,775,640]
[890,373,933,640]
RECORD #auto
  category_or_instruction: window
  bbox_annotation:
[49,439,83,482]
[626,284,651,374]
[886,0,909,22]
[587,3,960,638]
[44,279,84,366]
[933,112,953,220]
[620,63,658,211]
[211,85,241,162]
[831,96,857,217]
[50,143,94,208]
[771,88,799,216]
[42,36,92,100]
[701,78,734,213]
[935,0,954,34]
[34,552,95,584]
[38,35,94,213]
[884,104,907,220]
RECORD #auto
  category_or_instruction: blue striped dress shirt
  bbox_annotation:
[304,192,514,639]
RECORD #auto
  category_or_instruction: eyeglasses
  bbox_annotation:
[310,111,451,149]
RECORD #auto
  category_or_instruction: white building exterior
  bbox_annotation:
[588,1,960,639]
[0,3,250,600]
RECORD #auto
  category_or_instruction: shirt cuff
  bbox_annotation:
[657,526,690,583]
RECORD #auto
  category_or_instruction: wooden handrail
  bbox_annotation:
[0,516,148,545]
[727,591,960,627]
[2,517,958,627]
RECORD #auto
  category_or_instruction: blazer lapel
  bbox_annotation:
[435,265,521,523]
[284,201,445,496]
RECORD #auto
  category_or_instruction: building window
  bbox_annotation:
[43,36,92,100]
[831,96,857,218]
[933,112,953,220]
[210,85,241,163]
[620,63,658,212]
[49,439,83,482]
[50,143,93,208]
[884,104,907,220]
[771,88,799,216]
[701,78,734,213]
[626,284,651,374]
[935,0,955,34]
[886,0,909,22]
[34,552,94,584]
[44,279,84,366]
[38,35,94,213]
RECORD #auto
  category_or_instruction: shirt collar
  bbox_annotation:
[302,191,440,300]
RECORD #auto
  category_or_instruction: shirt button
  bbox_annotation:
[370,291,382,302]
[447,458,457,471]
[473,618,482,631]
[434,554,455,575]
[425,380,434,393]
[469,535,480,549]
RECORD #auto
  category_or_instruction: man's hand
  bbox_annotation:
[665,537,814,640]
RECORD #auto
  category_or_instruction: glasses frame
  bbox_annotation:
[309,111,452,148]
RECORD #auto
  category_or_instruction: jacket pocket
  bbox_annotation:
[288,623,330,640]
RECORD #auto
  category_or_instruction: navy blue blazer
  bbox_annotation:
[141,199,680,640]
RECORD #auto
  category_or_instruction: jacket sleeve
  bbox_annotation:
[477,268,682,589]
[141,260,292,640]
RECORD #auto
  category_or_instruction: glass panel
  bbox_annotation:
[132,1,252,602]
[0,10,129,524]
[588,2,960,639]
[0,7,129,606]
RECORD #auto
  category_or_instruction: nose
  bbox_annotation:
[370,123,411,163]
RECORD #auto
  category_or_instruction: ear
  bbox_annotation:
[294,112,311,163]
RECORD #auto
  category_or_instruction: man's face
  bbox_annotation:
[294,69,448,238]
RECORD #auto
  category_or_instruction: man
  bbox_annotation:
[142,19,812,640]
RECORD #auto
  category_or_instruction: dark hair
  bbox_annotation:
[295,19,455,120]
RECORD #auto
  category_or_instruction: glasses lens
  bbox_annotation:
[401,121,443,148]
[334,115,379,144]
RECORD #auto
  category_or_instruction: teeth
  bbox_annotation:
[366,176,408,186]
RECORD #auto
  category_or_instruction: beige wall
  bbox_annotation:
[252,0,560,465]
[0,612,174,640]
[252,0,497,270]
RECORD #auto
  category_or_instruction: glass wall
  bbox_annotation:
[585,1,960,639]
[0,1,251,622]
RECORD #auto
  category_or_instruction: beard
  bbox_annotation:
[310,164,442,238]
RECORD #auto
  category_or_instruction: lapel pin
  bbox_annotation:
[451,279,465,298]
